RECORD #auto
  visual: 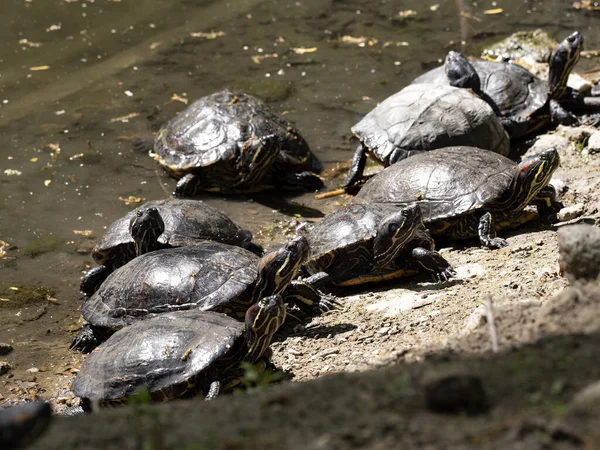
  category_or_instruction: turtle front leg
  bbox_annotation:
[411,247,456,282]
[276,171,324,192]
[173,173,204,198]
[342,144,368,189]
[80,266,109,296]
[69,325,113,353]
[284,276,340,316]
[533,184,564,224]
[477,212,508,248]
[549,98,578,126]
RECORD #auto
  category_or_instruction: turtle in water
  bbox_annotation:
[413,31,600,139]
[352,146,562,249]
[0,401,52,448]
[151,89,323,196]
[296,203,455,290]
[71,294,286,407]
[342,53,509,189]
[80,199,262,295]
[70,236,334,353]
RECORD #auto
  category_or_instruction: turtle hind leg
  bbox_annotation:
[477,212,508,249]
[173,173,204,197]
[131,137,155,153]
[342,144,368,189]
[549,99,578,126]
[284,276,341,316]
[69,325,113,353]
[80,265,109,296]
[411,247,456,283]
[276,171,324,192]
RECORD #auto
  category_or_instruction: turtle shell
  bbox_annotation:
[71,310,246,403]
[352,147,516,222]
[82,242,260,330]
[93,199,257,267]
[412,60,547,123]
[352,83,510,161]
[154,89,320,177]
[301,203,423,281]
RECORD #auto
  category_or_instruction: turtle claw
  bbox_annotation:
[317,294,342,313]
[484,237,508,249]
[430,267,456,283]
[69,325,106,353]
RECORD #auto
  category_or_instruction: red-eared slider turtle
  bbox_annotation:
[152,89,323,196]
[70,236,315,353]
[297,203,455,289]
[412,32,598,139]
[71,295,286,407]
[80,199,262,295]
[352,147,562,248]
[0,402,51,448]
[342,56,510,188]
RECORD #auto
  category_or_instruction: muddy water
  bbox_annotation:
[0,0,598,403]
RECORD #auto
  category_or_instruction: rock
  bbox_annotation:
[568,73,593,95]
[523,134,569,159]
[424,371,489,415]
[586,131,600,154]
[0,361,11,375]
[555,125,596,144]
[0,343,13,355]
[566,380,600,417]
[558,224,600,282]
[557,204,585,223]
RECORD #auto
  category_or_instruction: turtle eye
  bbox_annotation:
[388,223,399,234]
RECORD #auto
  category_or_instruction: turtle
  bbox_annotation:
[342,58,510,188]
[412,31,600,139]
[351,146,562,249]
[71,294,286,408]
[80,199,263,295]
[0,401,52,448]
[151,89,323,196]
[296,203,455,290]
[70,236,330,353]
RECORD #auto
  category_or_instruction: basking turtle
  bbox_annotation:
[152,89,323,196]
[412,31,598,139]
[70,236,327,353]
[297,203,455,289]
[342,54,510,188]
[0,401,51,448]
[80,199,262,295]
[71,295,286,407]
[352,146,562,249]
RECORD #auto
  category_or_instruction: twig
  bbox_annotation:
[483,293,499,353]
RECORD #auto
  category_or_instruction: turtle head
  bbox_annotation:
[373,204,422,266]
[244,294,286,363]
[548,31,583,99]
[510,148,560,209]
[444,51,482,96]
[253,236,309,299]
[128,207,165,257]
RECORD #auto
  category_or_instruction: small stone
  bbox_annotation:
[524,134,570,159]
[287,349,302,357]
[377,327,391,334]
[0,361,11,375]
[0,343,13,355]
[557,204,585,223]
[587,131,600,153]
[26,367,40,373]
[318,348,339,358]
[424,372,489,415]
[568,73,593,94]
[566,380,600,417]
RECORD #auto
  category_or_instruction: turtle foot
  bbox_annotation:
[430,267,457,283]
[69,325,102,353]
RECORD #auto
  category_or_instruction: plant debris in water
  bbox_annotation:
[22,236,66,257]
[0,284,55,308]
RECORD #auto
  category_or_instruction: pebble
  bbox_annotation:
[0,343,13,355]
[287,349,302,357]
[557,204,585,223]
[586,130,600,153]
[26,367,40,373]
[558,223,600,282]
[318,348,339,358]
[0,361,11,375]
[524,134,570,158]
[566,380,600,417]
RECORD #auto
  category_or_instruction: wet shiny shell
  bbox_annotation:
[71,310,245,402]
[352,147,516,222]
[94,199,255,262]
[154,89,319,176]
[412,60,547,122]
[82,242,260,329]
[352,84,510,159]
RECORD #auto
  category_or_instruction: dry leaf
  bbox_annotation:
[46,24,62,32]
[292,47,317,54]
[30,65,50,71]
[0,240,9,259]
[109,112,140,123]
[119,195,144,205]
[251,53,278,64]
[46,143,61,162]
[19,39,42,48]
[430,4,440,11]
[3,169,22,176]
[483,8,503,14]
[30,157,38,162]
[44,180,52,186]
[189,31,225,39]
[166,93,188,105]
[73,230,93,236]
[338,36,379,47]
[69,153,84,160]
[398,9,417,17]
[459,11,482,21]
